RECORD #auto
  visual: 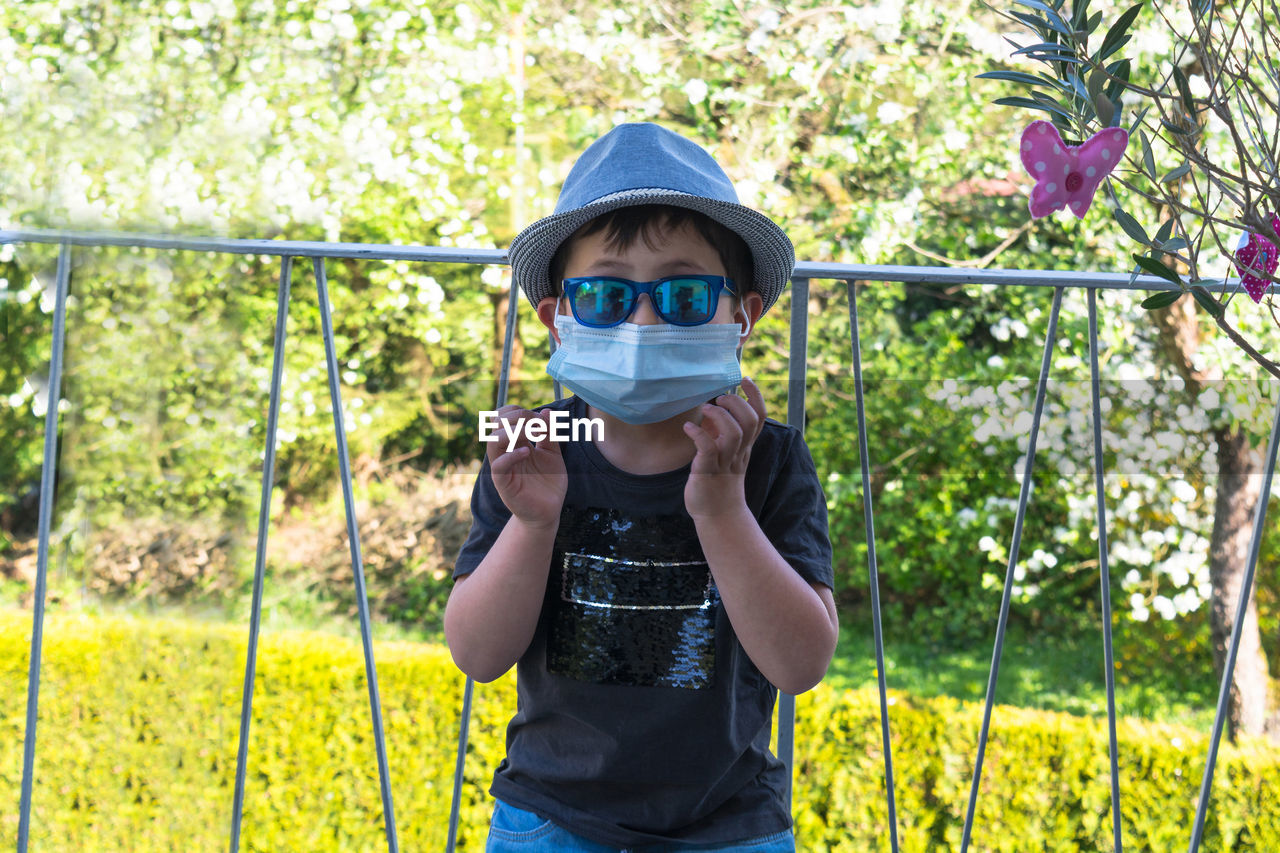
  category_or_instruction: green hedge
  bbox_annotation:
[2,611,1278,851]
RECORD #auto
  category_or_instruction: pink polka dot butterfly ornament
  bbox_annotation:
[1233,214,1279,303]
[1020,120,1129,219]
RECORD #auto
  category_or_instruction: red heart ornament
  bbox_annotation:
[1233,215,1280,303]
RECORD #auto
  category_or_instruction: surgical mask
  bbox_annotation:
[547,312,750,425]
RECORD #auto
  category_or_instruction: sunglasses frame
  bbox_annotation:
[561,274,738,328]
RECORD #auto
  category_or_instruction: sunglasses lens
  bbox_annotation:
[572,279,632,326]
[655,278,715,325]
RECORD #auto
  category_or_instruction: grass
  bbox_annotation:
[827,612,1219,731]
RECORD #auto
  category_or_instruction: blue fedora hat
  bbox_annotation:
[507,123,795,315]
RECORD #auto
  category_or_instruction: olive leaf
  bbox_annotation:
[1139,130,1157,178]
[1114,207,1151,245]
[1098,3,1144,61]
[1141,290,1184,309]
[1172,65,1195,113]
[1095,91,1117,125]
[1132,253,1184,286]
[1191,286,1224,317]
[995,96,1075,120]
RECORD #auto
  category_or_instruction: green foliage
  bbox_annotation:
[3,611,1278,850]
[802,274,1105,639]
[1,0,526,523]
[4,0,1273,689]
[983,0,1280,356]
[0,244,52,538]
[795,687,1280,851]
[0,610,506,851]
[2,0,1066,616]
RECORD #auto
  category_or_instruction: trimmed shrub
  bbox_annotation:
[793,691,1280,851]
[2,611,1277,851]
[0,611,509,851]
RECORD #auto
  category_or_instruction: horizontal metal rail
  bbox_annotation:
[0,226,1214,291]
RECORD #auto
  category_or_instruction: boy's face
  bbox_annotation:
[536,220,763,339]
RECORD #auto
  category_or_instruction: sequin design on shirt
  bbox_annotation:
[547,506,719,689]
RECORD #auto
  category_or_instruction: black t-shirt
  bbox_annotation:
[453,395,834,847]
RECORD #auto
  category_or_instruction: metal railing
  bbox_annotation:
[2,227,1275,853]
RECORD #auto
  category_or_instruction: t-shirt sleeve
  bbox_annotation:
[452,457,512,579]
[756,427,835,591]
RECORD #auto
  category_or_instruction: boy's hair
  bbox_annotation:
[547,205,755,296]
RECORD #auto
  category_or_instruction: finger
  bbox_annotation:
[486,430,510,464]
[502,405,541,449]
[740,377,767,443]
[486,405,533,462]
[530,425,564,462]
[494,403,532,431]
[531,407,557,443]
[682,419,720,461]
[490,443,531,476]
[713,392,758,439]
[700,402,744,453]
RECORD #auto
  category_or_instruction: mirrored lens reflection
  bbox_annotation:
[573,280,631,326]
[656,278,711,324]
[571,277,721,327]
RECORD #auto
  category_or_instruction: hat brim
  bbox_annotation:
[507,189,795,316]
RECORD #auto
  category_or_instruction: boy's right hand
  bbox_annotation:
[487,405,567,529]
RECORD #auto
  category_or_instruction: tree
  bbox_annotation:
[983,0,1279,739]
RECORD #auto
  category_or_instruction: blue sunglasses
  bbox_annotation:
[562,275,738,328]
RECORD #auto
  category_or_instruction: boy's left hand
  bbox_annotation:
[682,376,765,520]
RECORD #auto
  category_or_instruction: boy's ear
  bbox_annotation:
[739,291,764,337]
[536,296,562,343]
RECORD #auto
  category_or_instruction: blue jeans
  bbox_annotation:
[485,800,796,852]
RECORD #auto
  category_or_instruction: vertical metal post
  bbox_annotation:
[778,277,809,807]
[229,256,293,852]
[1087,290,1124,852]
[18,243,72,853]
[314,258,399,852]
[848,279,899,852]
[785,278,810,434]
[1187,391,1280,853]
[549,334,563,401]
[959,287,1062,853]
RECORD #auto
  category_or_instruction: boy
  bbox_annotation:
[446,123,837,851]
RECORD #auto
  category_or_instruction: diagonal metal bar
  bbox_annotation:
[314,257,400,852]
[1087,290,1124,853]
[1187,391,1280,853]
[960,286,1063,852]
[848,279,900,852]
[446,677,474,853]
[448,271,521,853]
[230,256,293,852]
[494,271,522,408]
[18,243,72,853]
[777,277,810,809]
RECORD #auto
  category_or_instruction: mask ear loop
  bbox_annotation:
[737,306,753,339]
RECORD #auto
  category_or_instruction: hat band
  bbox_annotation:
[592,188,696,204]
